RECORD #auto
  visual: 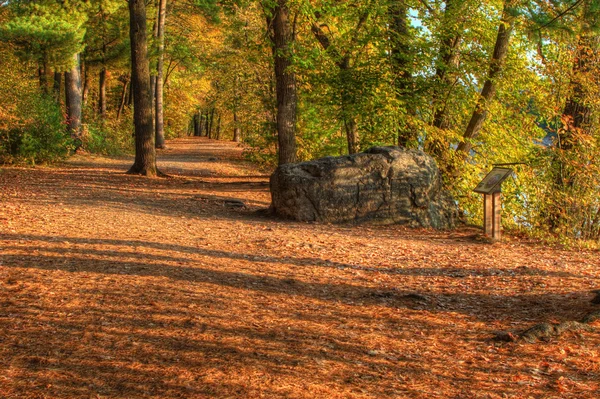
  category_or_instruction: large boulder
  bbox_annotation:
[270,146,459,229]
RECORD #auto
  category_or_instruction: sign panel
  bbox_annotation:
[473,167,513,194]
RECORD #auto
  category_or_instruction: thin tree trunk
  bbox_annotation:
[204,110,210,138]
[193,113,199,136]
[425,0,464,164]
[53,71,61,103]
[155,0,167,149]
[233,111,241,142]
[117,75,130,120]
[208,108,215,139]
[456,2,514,158]
[549,33,595,230]
[38,58,49,93]
[99,67,107,117]
[65,53,83,146]
[271,0,297,164]
[127,0,157,176]
[127,78,133,106]
[431,0,463,131]
[388,1,417,148]
[81,58,90,107]
[216,112,221,140]
[311,12,366,154]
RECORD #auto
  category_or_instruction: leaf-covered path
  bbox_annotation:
[1,137,599,398]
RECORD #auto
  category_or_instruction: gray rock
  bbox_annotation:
[269,146,459,229]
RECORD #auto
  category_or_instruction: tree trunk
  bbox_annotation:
[431,0,463,131]
[117,75,130,120]
[81,58,90,107]
[271,0,297,164]
[204,110,210,138]
[155,0,167,149]
[388,1,417,148]
[344,117,359,155]
[99,67,107,118]
[208,108,215,139]
[193,113,200,136]
[233,110,241,142]
[311,12,366,154]
[216,112,221,140]
[426,0,464,163]
[53,71,61,103]
[549,33,595,230]
[456,2,514,158]
[65,53,83,146]
[127,0,157,176]
[38,58,48,93]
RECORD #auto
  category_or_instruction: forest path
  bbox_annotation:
[1,137,599,398]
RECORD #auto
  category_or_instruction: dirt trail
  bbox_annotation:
[1,137,599,398]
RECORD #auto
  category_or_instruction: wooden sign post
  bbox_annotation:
[474,167,513,240]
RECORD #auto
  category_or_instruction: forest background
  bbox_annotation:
[1,0,599,244]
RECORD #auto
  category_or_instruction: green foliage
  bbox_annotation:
[82,112,134,156]
[0,1,87,71]
[0,91,72,165]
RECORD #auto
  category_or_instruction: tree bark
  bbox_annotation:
[233,110,241,142]
[117,74,130,120]
[456,2,514,158]
[99,67,107,118]
[431,0,463,131]
[193,112,200,136]
[53,71,61,103]
[204,110,210,138]
[549,33,595,230]
[270,0,297,164]
[216,112,221,140]
[388,1,416,148]
[38,62,48,93]
[424,0,465,170]
[155,0,167,149]
[81,58,90,107]
[127,0,157,176]
[208,108,215,139]
[65,53,83,145]
[311,12,365,154]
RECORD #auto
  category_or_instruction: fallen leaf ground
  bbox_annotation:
[1,137,599,399]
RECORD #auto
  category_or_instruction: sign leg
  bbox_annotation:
[484,194,493,236]
[492,192,501,240]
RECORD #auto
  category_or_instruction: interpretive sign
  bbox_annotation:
[473,167,513,194]
[473,167,513,240]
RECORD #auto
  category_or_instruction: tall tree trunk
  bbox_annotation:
[193,112,200,136]
[65,53,83,146]
[233,111,241,142]
[388,1,416,148]
[204,110,210,138]
[127,0,157,176]
[456,2,514,159]
[549,33,595,230]
[155,0,167,149]
[53,71,61,103]
[208,108,215,139]
[270,0,297,164]
[81,58,90,107]
[216,112,221,140]
[311,11,367,154]
[426,0,464,162]
[38,58,48,93]
[99,67,107,118]
[117,74,130,120]
[431,0,463,131]
[127,77,133,106]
